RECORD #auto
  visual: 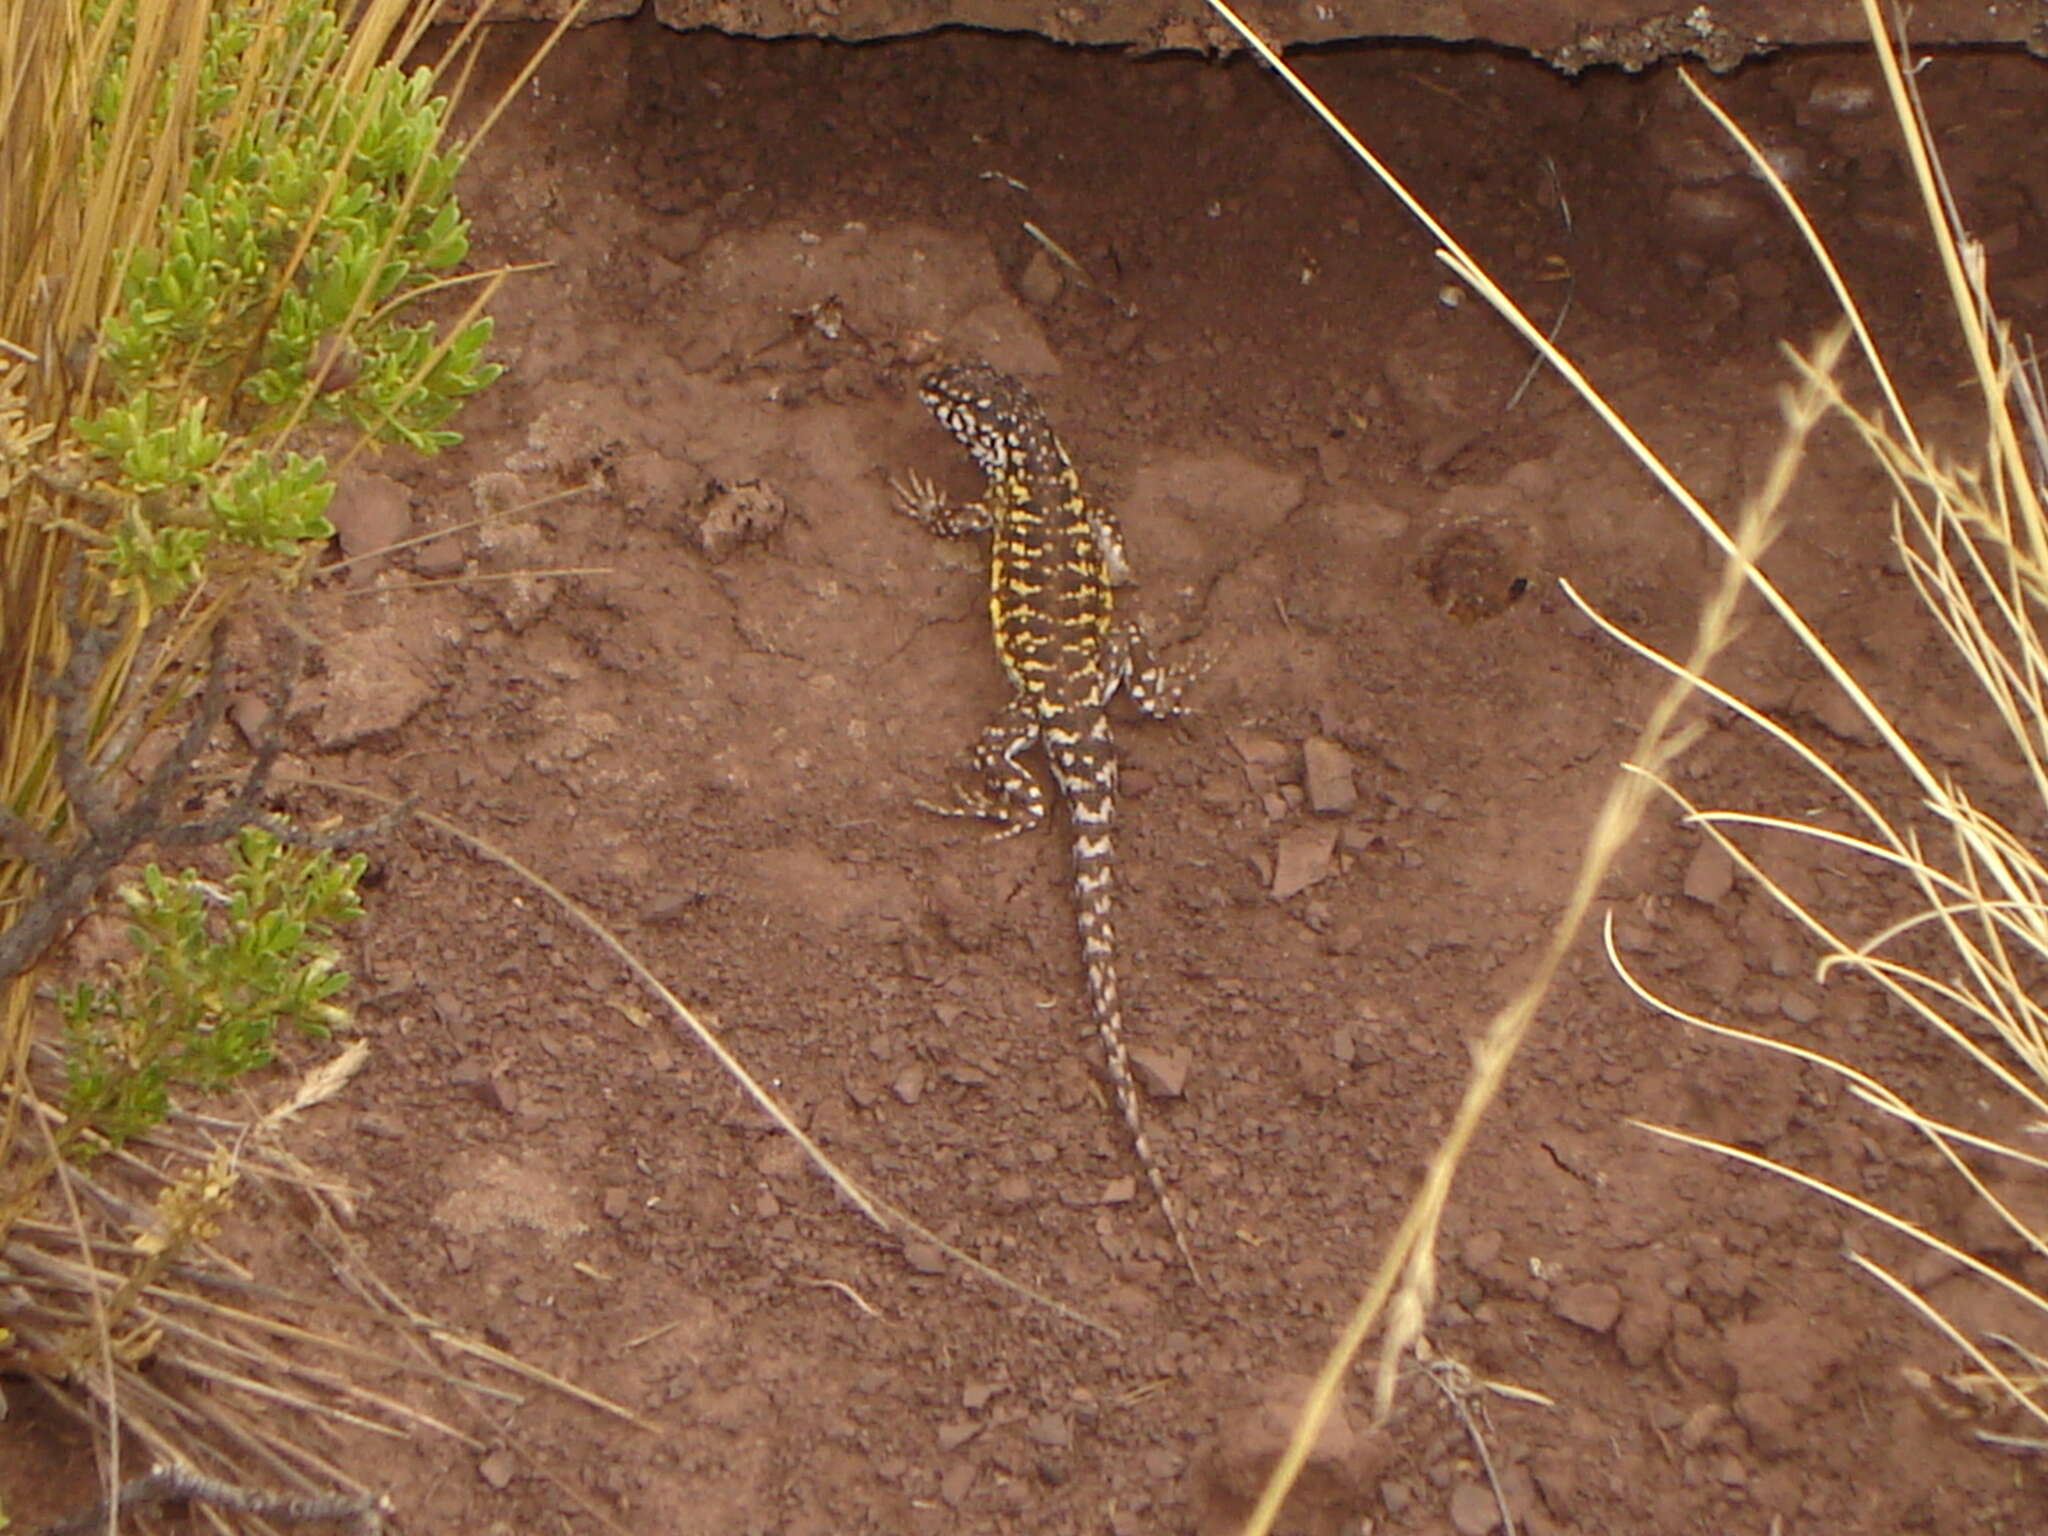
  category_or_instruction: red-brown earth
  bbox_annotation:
[11,19,2048,1536]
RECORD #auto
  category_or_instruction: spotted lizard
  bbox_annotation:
[893,361,1202,1286]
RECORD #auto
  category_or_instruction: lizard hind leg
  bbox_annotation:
[914,699,1048,839]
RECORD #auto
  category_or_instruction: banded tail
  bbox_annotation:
[1047,729,1203,1287]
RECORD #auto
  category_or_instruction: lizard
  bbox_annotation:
[892,360,1203,1287]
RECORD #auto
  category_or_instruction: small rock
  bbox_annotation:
[1026,1413,1072,1449]
[1616,1278,1674,1367]
[477,1447,516,1490]
[939,1461,976,1508]
[1780,990,1820,1024]
[1460,1228,1504,1270]
[1806,75,1877,115]
[327,471,412,576]
[1796,680,1878,745]
[1552,1280,1622,1333]
[600,1187,631,1221]
[470,470,526,515]
[1229,730,1296,785]
[1302,736,1359,815]
[1682,841,1735,904]
[1016,247,1064,307]
[411,532,468,578]
[1129,1045,1190,1099]
[1099,1176,1137,1206]
[902,1241,947,1275]
[1191,1372,1384,1532]
[228,693,272,748]
[1449,1480,1502,1536]
[1271,825,1340,899]
[1665,182,1762,246]
[890,1065,927,1105]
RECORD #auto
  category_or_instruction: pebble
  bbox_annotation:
[1460,1228,1504,1270]
[939,1462,976,1507]
[1027,1413,1072,1449]
[1128,1045,1189,1099]
[1302,735,1359,814]
[1016,247,1064,307]
[326,470,411,575]
[1682,841,1735,904]
[1552,1280,1622,1333]
[1271,825,1339,899]
[477,1448,516,1490]
[1449,1480,1502,1536]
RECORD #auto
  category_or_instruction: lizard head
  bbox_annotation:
[919,362,1038,478]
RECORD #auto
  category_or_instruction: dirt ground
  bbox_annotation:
[15,17,2048,1536]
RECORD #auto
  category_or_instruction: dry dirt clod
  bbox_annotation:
[695,478,788,562]
[310,622,436,750]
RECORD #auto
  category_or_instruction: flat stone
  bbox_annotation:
[1302,736,1359,815]
[327,470,411,575]
[1683,841,1735,904]
[1552,1280,1622,1333]
[1129,1045,1189,1099]
[1271,825,1340,899]
[1449,1481,1502,1536]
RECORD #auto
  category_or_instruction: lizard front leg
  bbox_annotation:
[891,470,994,538]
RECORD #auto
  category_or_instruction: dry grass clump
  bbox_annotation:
[1196,0,2048,1527]
[0,3,598,1527]
[1612,32,2048,1453]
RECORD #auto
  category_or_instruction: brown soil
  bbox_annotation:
[15,21,2048,1536]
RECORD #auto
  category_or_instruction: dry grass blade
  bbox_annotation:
[1195,11,1852,1535]
[1582,0,2048,1460]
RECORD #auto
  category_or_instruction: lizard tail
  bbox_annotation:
[1051,737,1204,1289]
